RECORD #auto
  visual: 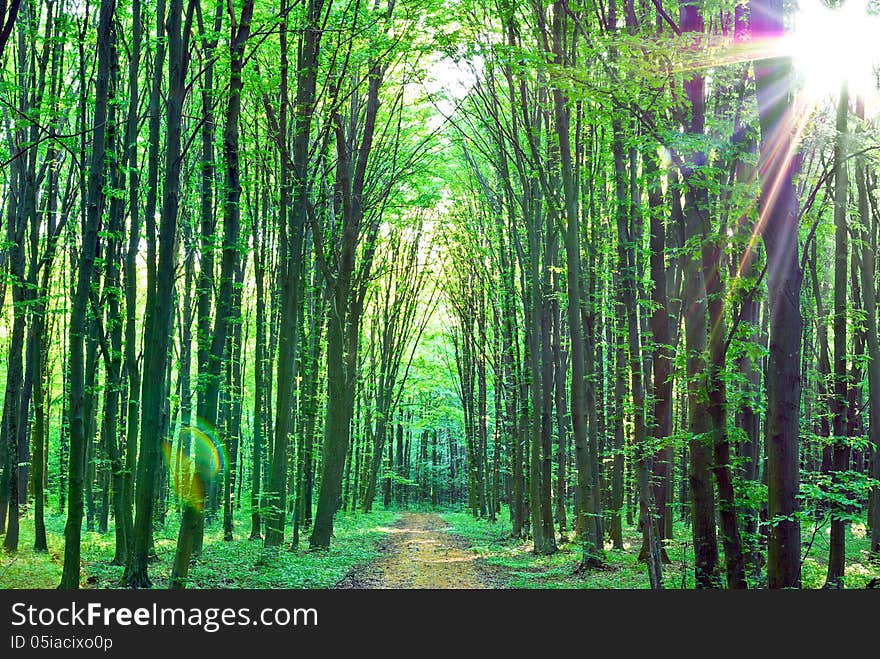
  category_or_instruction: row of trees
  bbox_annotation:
[440,0,879,589]
[0,0,466,588]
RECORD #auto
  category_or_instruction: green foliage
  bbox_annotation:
[1,508,400,589]
[441,507,701,589]
[801,469,878,524]
[441,503,880,589]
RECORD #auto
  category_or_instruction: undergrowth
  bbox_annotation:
[441,507,879,589]
[0,507,400,589]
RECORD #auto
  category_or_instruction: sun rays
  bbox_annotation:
[664,1,880,333]
[669,0,880,103]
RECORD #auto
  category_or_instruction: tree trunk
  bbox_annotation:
[825,83,849,589]
[645,151,674,565]
[265,0,324,548]
[59,0,114,587]
[125,0,192,588]
[171,0,253,588]
[856,124,880,557]
[678,0,721,589]
[752,0,803,588]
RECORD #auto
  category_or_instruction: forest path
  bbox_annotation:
[335,512,504,589]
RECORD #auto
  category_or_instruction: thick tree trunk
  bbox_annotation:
[752,0,803,588]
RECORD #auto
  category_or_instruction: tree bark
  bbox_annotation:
[752,0,803,589]
[125,0,194,588]
[825,83,849,589]
[60,0,114,588]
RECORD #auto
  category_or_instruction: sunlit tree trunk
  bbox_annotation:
[825,83,850,589]
[752,0,803,589]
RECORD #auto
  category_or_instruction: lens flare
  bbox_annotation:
[163,418,227,512]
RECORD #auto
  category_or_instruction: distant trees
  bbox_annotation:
[361,226,434,514]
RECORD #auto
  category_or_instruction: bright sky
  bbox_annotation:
[423,55,483,129]
[789,0,880,104]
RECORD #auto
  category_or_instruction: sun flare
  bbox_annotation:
[788,0,880,102]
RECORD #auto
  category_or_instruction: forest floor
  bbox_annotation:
[438,507,880,589]
[335,512,508,588]
[0,508,401,589]
[3,505,879,589]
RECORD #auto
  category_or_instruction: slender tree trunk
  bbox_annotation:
[250,198,268,540]
[826,83,850,589]
[60,0,114,588]
[266,0,324,548]
[171,0,253,588]
[310,53,386,549]
[678,0,721,589]
[121,0,142,567]
[125,0,193,588]
[856,124,880,556]
[645,151,673,565]
[101,34,127,565]
[551,2,601,562]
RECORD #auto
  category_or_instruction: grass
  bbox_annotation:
[0,506,400,589]
[441,506,880,589]
[4,502,878,589]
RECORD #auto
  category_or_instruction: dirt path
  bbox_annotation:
[336,512,505,589]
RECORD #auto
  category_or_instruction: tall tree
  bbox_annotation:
[825,83,850,589]
[551,0,602,566]
[60,0,115,588]
[124,0,196,588]
[171,0,254,589]
[310,27,391,548]
[678,0,721,589]
[264,0,326,549]
[752,0,803,589]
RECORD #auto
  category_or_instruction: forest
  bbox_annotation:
[0,0,879,591]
